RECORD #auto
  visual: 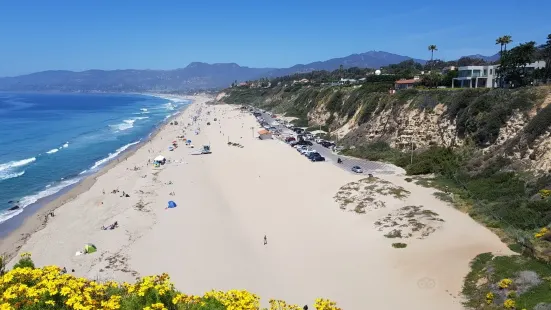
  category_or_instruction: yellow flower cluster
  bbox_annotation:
[498,278,513,289]
[0,255,342,310]
[539,189,551,199]
[203,290,260,310]
[503,298,516,309]
[269,299,302,310]
[485,292,494,305]
[314,298,341,310]
[535,227,549,238]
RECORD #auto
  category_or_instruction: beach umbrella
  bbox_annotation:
[154,155,165,162]
[167,201,177,208]
[84,243,97,254]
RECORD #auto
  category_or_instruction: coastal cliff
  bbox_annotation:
[221,85,551,174]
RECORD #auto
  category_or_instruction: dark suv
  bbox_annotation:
[308,153,325,162]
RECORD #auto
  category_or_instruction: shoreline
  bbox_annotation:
[0,94,206,262]
[2,101,512,309]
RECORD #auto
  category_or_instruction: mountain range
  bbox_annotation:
[0,51,498,92]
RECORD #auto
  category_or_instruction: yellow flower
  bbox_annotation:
[150,303,166,310]
[498,278,513,289]
[504,298,516,309]
[485,292,494,305]
[0,256,340,310]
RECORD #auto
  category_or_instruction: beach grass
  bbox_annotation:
[462,253,551,309]
[391,242,407,249]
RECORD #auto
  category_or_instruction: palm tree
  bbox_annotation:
[496,36,505,55]
[496,35,513,54]
[502,35,513,52]
[428,45,438,62]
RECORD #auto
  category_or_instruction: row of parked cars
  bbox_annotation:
[295,144,326,162]
[284,138,325,162]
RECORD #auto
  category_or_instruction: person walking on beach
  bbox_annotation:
[264,235,267,245]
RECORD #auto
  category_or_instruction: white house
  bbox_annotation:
[339,78,358,85]
[452,61,546,88]
[452,65,498,88]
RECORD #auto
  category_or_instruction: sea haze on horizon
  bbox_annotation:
[0,92,189,224]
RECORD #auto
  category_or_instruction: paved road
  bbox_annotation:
[256,111,400,176]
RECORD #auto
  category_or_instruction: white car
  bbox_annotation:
[302,149,317,156]
[351,166,363,173]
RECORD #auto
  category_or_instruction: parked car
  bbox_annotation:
[351,166,363,173]
[310,154,325,162]
[296,140,313,146]
[303,150,317,157]
[285,137,296,143]
[307,152,321,158]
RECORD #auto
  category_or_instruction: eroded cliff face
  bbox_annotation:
[306,87,551,173]
[333,102,460,149]
[223,85,551,173]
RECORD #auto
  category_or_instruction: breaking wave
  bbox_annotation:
[89,141,140,170]
[0,177,80,224]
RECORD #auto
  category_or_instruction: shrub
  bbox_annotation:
[0,254,342,310]
[392,243,407,248]
[524,102,551,145]
[406,147,462,176]
[13,252,35,270]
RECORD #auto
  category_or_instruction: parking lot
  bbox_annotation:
[255,110,400,176]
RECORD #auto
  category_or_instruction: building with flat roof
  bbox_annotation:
[452,61,546,88]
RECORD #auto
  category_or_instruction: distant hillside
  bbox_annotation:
[0,51,498,92]
[264,51,427,77]
[462,53,500,62]
[0,63,273,92]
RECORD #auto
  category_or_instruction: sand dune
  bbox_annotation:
[5,96,512,309]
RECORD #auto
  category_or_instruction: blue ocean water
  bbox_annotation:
[0,92,189,223]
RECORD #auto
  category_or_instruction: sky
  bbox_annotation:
[1,0,550,76]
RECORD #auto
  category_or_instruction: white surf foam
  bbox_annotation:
[0,177,80,224]
[0,170,25,181]
[0,157,36,172]
[90,141,140,170]
[110,119,135,131]
[46,148,59,154]
[62,142,69,148]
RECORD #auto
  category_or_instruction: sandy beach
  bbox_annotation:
[2,95,512,309]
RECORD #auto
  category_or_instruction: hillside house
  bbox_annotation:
[339,78,358,85]
[394,77,420,90]
[452,61,546,88]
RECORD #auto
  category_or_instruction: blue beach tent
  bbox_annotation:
[167,201,177,208]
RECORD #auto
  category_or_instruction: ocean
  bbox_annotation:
[0,92,189,224]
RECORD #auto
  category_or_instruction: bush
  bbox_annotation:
[0,254,342,310]
[341,141,406,165]
[392,243,407,249]
[13,252,35,270]
[406,147,462,176]
[524,102,551,145]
